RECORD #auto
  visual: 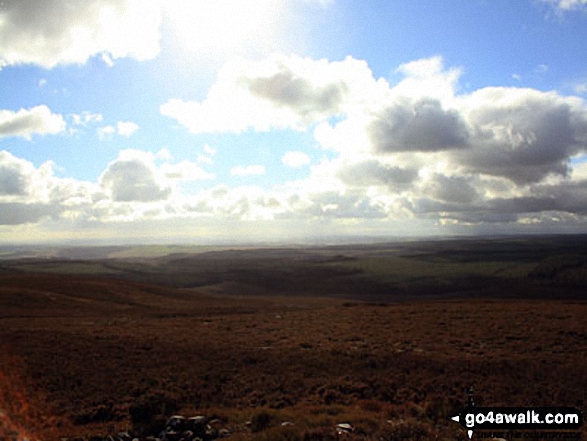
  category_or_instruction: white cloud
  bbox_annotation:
[0,150,103,226]
[203,144,217,156]
[72,111,103,126]
[541,0,587,11]
[393,56,462,103]
[282,151,311,168]
[158,54,587,229]
[161,160,214,181]
[197,144,217,165]
[453,87,587,183]
[97,121,139,139]
[99,150,171,202]
[155,148,173,161]
[5,54,587,235]
[97,125,116,140]
[98,149,215,204]
[512,73,522,81]
[231,165,266,177]
[116,121,139,137]
[0,106,65,139]
[0,0,162,68]
[571,159,587,180]
[101,53,114,67]
[160,54,378,134]
[0,151,35,196]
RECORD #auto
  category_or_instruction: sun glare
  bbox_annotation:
[164,0,282,58]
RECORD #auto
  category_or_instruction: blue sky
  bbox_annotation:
[1,0,587,244]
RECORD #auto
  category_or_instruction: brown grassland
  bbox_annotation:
[0,236,586,440]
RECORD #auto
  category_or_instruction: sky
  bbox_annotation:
[1,0,587,244]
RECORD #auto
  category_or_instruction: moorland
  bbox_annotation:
[1,235,586,440]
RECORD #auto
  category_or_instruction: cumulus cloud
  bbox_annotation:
[231,165,266,177]
[245,69,346,120]
[287,189,389,220]
[284,55,587,227]
[0,150,103,225]
[116,121,139,137]
[97,121,139,139]
[100,150,172,202]
[453,87,587,183]
[0,0,162,68]
[368,98,469,153]
[5,54,587,234]
[282,151,311,168]
[0,106,65,139]
[425,174,479,204]
[0,151,35,195]
[336,160,418,190]
[97,125,116,140]
[99,149,215,203]
[160,54,377,134]
[393,56,461,103]
[120,56,587,230]
[0,202,62,225]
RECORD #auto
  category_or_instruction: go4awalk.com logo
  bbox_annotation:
[450,391,583,439]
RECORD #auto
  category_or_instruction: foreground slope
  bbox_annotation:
[1,237,586,440]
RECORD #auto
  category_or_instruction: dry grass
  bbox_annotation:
[0,273,585,440]
[1,236,587,440]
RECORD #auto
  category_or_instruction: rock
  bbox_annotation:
[208,419,223,430]
[186,417,208,439]
[166,416,187,432]
[178,429,193,441]
[117,432,132,441]
[217,429,230,438]
[163,429,181,441]
[335,423,354,434]
[204,425,218,440]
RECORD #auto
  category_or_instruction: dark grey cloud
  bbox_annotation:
[245,68,346,119]
[100,158,171,202]
[0,157,30,195]
[0,0,160,68]
[404,176,587,225]
[336,160,418,190]
[455,89,587,184]
[0,202,61,225]
[428,174,478,204]
[368,99,469,153]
